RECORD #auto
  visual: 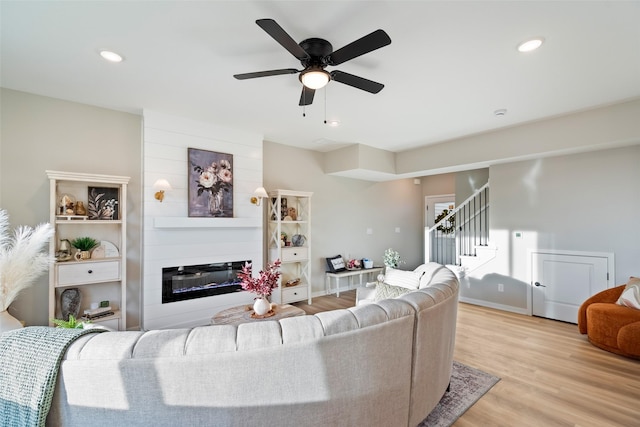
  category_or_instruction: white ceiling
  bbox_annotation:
[2,1,639,154]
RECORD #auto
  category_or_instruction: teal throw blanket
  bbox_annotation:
[0,326,105,427]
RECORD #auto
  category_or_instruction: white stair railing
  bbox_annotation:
[425,182,490,266]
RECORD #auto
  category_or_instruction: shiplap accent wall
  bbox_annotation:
[142,110,264,329]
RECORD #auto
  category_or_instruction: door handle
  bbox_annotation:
[534,282,546,287]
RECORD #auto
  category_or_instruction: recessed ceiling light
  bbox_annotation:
[494,109,507,116]
[99,50,124,63]
[517,37,544,53]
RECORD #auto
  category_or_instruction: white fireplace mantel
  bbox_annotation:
[153,217,261,229]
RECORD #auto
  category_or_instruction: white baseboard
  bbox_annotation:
[459,296,529,316]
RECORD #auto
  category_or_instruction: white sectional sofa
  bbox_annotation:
[47,263,459,427]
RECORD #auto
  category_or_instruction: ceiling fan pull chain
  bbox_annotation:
[302,89,306,117]
[324,87,327,124]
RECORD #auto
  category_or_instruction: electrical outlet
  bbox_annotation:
[498,283,504,292]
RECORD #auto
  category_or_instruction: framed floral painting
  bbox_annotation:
[88,187,119,220]
[188,148,233,217]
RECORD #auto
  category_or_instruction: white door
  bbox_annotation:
[424,195,455,264]
[531,252,610,323]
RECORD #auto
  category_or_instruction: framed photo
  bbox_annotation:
[188,148,234,218]
[88,187,119,220]
[270,197,288,220]
[326,255,346,273]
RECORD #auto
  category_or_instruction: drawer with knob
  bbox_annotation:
[281,247,308,262]
[56,260,121,286]
[282,286,308,302]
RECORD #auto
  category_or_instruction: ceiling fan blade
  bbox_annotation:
[330,70,384,94]
[256,19,310,61]
[299,86,315,106]
[326,29,391,66]
[234,69,299,80]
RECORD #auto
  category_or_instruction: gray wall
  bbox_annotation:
[264,141,424,295]
[460,144,640,311]
[0,89,142,328]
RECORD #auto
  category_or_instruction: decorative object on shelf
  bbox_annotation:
[383,248,404,269]
[280,232,287,247]
[250,186,268,206]
[435,209,456,234]
[60,288,82,321]
[71,236,98,261]
[285,278,300,287]
[363,258,374,269]
[288,207,297,220]
[75,201,87,216]
[153,179,172,203]
[238,259,282,316]
[99,240,119,258]
[188,147,233,218]
[326,255,346,273]
[59,193,76,215]
[347,259,362,270]
[271,196,287,220]
[291,234,306,247]
[88,187,119,220]
[90,245,105,259]
[0,210,55,332]
[56,239,73,262]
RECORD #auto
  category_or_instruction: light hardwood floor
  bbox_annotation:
[294,291,640,427]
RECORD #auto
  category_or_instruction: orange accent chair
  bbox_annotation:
[578,284,640,359]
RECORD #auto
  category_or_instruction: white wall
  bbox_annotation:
[460,145,640,313]
[264,141,424,297]
[142,111,264,329]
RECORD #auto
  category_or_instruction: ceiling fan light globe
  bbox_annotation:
[300,69,330,90]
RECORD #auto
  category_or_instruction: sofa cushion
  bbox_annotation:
[617,277,640,310]
[413,262,445,288]
[385,267,422,290]
[375,282,412,301]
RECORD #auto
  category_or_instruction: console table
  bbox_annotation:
[325,267,384,297]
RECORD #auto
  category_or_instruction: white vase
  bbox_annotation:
[0,310,23,333]
[253,297,271,316]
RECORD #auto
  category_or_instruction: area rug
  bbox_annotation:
[418,361,500,427]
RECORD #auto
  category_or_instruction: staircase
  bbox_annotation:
[425,182,496,273]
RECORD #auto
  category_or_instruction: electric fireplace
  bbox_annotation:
[162,260,249,304]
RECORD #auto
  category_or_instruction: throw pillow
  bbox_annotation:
[384,267,422,290]
[617,276,640,310]
[374,282,412,301]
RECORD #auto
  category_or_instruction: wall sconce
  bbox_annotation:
[153,179,172,203]
[250,187,268,206]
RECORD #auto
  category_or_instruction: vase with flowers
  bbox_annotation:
[383,248,404,270]
[0,210,55,332]
[237,259,282,316]
[192,158,233,217]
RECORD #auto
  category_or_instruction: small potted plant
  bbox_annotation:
[71,236,99,260]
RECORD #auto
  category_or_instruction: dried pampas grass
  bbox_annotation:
[0,210,55,311]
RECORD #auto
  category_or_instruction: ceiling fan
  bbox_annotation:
[233,19,391,106]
